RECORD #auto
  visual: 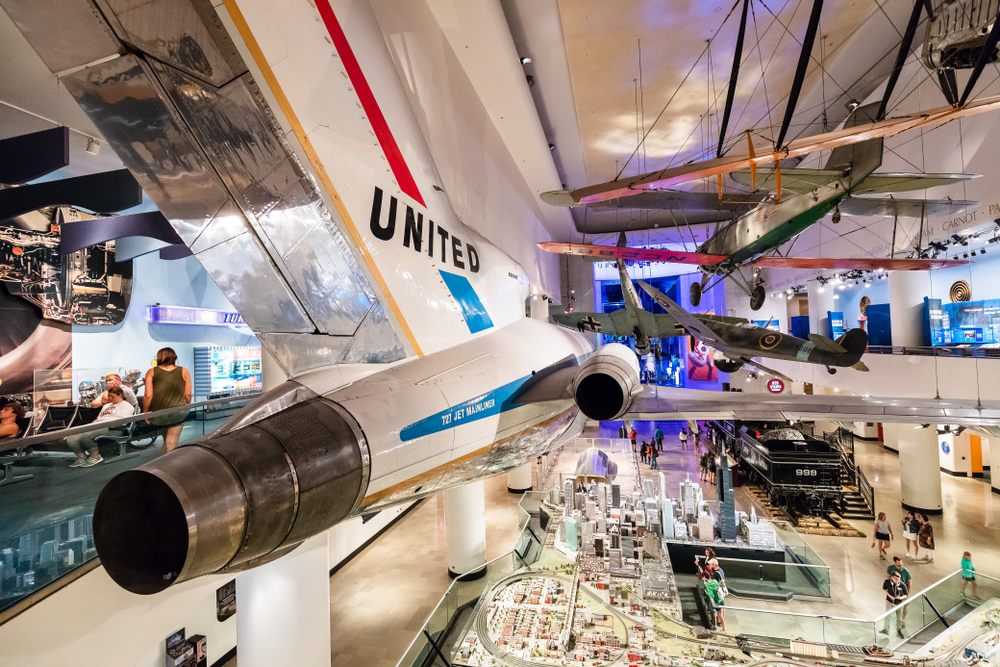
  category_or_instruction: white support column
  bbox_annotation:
[898,424,943,515]
[260,347,288,391]
[445,481,487,579]
[237,352,332,667]
[508,294,547,493]
[807,280,835,338]
[507,463,533,493]
[529,294,549,322]
[889,272,931,347]
[237,533,332,667]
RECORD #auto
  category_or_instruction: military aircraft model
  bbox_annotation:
[636,281,868,378]
[16,0,1000,599]
[553,233,745,356]
[541,104,976,311]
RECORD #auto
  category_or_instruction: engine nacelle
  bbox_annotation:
[573,343,642,421]
[713,351,744,374]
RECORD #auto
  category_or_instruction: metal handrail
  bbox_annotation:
[2,392,260,455]
[867,345,1000,358]
[714,555,830,571]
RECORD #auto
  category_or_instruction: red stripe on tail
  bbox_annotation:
[314,0,426,207]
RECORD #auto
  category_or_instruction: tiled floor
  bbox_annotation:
[327,420,1000,667]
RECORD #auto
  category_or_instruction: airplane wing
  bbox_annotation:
[851,172,979,195]
[625,387,1000,426]
[730,168,843,193]
[573,190,766,211]
[538,243,728,266]
[750,256,968,270]
[545,95,1000,206]
[634,280,737,351]
[839,197,978,218]
[552,311,618,334]
[739,358,794,383]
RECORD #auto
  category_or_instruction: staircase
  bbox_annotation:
[840,468,875,520]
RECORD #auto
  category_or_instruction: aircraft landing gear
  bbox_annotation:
[750,285,766,311]
[690,281,703,307]
[827,366,837,375]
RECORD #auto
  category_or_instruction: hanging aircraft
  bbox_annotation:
[552,232,745,355]
[636,281,868,377]
[540,0,999,311]
[541,102,978,311]
[13,0,1000,599]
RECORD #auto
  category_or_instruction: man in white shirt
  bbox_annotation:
[90,373,139,411]
[69,387,135,467]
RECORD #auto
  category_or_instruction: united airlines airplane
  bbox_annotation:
[7,0,1000,595]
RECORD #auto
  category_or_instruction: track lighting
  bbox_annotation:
[520,57,532,64]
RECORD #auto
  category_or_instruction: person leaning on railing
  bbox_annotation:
[142,347,191,456]
[0,402,25,439]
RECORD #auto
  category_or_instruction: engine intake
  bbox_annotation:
[573,343,641,421]
[93,383,369,595]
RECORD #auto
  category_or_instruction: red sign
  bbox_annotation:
[766,378,785,394]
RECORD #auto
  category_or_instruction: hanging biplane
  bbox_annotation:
[540,0,999,310]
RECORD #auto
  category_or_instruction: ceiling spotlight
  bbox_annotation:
[520,56,532,64]
[526,75,536,87]
[864,282,870,288]
[86,138,100,155]
[845,99,860,111]
[818,286,825,293]
[831,205,841,224]
[548,143,556,151]
[981,249,986,255]
[833,293,839,299]
[964,253,969,259]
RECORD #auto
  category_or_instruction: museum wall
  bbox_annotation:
[0,567,237,667]
[368,0,564,298]
[71,253,258,387]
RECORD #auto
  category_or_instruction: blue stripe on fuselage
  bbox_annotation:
[399,373,531,441]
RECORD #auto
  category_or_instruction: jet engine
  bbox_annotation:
[712,351,744,374]
[572,343,642,421]
[92,384,369,595]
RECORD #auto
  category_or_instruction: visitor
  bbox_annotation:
[90,372,138,410]
[918,515,935,563]
[704,574,726,632]
[874,512,893,560]
[693,421,701,445]
[708,454,717,485]
[649,444,658,470]
[143,347,192,455]
[67,387,135,467]
[679,428,688,451]
[880,571,907,639]
[696,548,719,575]
[654,426,664,452]
[886,556,912,630]
[961,552,977,599]
[629,427,637,451]
[0,402,25,439]
[640,440,648,464]
[901,511,918,558]
[699,452,709,481]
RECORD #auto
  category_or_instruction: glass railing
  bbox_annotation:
[0,393,259,614]
[396,515,547,667]
[723,570,1000,648]
[716,555,831,599]
[769,520,830,570]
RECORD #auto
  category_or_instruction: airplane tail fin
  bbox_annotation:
[824,102,883,187]
[836,328,869,364]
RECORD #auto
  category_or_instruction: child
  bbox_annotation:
[961,552,977,599]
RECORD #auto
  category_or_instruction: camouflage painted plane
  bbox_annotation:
[554,235,868,378]
[541,103,979,311]
[637,281,869,378]
[553,233,744,356]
